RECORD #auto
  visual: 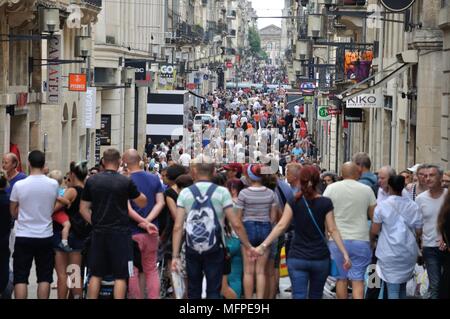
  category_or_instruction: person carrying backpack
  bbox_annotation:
[171,156,254,299]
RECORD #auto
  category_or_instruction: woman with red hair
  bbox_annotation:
[255,165,351,299]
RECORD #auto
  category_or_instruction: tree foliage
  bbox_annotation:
[248,27,267,60]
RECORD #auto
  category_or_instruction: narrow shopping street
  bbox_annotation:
[0,0,450,304]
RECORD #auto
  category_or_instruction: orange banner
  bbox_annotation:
[69,73,87,92]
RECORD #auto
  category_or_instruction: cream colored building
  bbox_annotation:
[286,0,450,172]
[0,0,257,172]
[0,0,101,172]
[343,0,449,172]
[259,24,282,66]
[439,0,450,168]
[92,0,165,162]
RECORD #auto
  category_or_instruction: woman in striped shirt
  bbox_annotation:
[236,164,278,299]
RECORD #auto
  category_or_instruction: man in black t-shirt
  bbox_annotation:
[80,148,147,299]
[144,138,154,159]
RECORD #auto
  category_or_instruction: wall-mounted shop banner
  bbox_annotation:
[301,82,316,96]
[95,130,101,165]
[380,0,416,12]
[344,107,364,122]
[47,35,61,104]
[125,59,152,87]
[99,114,112,146]
[84,87,96,129]
[158,64,177,90]
[346,93,383,108]
[69,73,87,92]
[344,50,373,83]
[304,96,314,104]
[317,105,331,121]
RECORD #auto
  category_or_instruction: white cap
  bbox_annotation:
[407,164,422,173]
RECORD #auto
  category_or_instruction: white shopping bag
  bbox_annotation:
[406,265,429,298]
[171,270,186,299]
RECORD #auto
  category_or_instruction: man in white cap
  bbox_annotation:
[406,164,429,201]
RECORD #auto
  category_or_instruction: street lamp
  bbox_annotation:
[1,7,60,42]
[75,36,92,58]
[39,7,60,34]
[152,44,160,60]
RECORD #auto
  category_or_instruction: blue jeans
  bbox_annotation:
[243,221,272,247]
[287,257,330,299]
[385,282,407,299]
[0,232,10,294]
[423,247,444,299]
[185,246,224,299]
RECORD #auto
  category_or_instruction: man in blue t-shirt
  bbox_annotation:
[291,143,304,160]
[2,153,27,195]
[123,149,164,299]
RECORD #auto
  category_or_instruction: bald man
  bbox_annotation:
[122,149,165,299]
[2,153,27,195]
[323,162,377,300]
[377,166,411,204]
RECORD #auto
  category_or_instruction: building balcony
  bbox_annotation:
[175,22,206,45]
[336,0,366,7]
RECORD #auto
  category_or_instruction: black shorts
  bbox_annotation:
[13,237,54,285]
[89,232,133,280]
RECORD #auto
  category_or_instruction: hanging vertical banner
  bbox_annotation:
[99,114,112,145]
[308,58,315,80]
[158,64,177,90]
[85,87,96,129]
[344,49,374,83]
[94,129,101,165]
[47,35,61,104]
[304,96,314,104]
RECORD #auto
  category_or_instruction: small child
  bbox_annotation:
[48,170,72,252]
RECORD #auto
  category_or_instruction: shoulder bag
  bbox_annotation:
[302,197,340,277]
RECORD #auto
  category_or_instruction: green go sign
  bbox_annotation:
[318,106,331,121]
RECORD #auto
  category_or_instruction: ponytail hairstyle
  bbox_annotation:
[70,160,89,182]
[295,165,320,201]
[388,175,405,195]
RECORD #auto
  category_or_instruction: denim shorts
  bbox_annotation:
[243,221,272,247]
[329,240,372,281]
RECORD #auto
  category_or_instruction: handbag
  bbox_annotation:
[223,247,232,275]
[220,235,232,275]
[302,197,340,278]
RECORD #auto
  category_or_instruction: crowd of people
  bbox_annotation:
[0,86,450,300]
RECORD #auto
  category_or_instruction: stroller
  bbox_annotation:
[81,236,142,299]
